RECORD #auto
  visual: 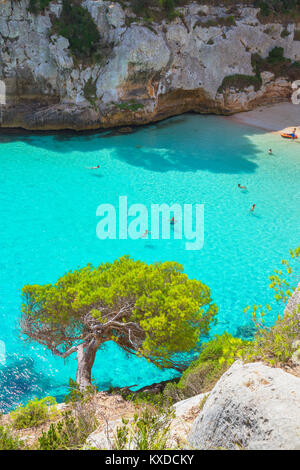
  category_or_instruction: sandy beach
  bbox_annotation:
[227,102,300,136]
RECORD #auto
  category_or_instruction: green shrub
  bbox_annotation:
[130,0,182,21]
[294,30,300,41]
[267,46,286,64]
[255,0,271,16]
[198,393,209,411]
[197,15,237,28]
[246,307,300,364]
[164,334,249,402]
[268,247,300,304]
[114,100,145,112]
[28,0,51,14]
[255,0,300,18]
[281,28,290,38]
[83,78,97,107]
[251,48,300,81]
[64,378,97,404]
[244,247,300,365]
[0,426,24,450]
[114,404,174,450]
[38,405,98,450]
[131,0,152,16]
[10,396,59,430]
[159,0,175,13]
[52,0,100,61]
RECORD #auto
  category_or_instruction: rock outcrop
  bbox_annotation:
[85,391,209,449]
[188,360,300,450]
[0,1,300,130]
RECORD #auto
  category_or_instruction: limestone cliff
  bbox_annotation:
[0,1,300,130]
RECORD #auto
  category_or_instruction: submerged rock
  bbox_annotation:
[188,361,300,450]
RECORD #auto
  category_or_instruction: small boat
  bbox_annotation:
[281,133,298,139]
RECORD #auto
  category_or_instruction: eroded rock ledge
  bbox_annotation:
[0,1,300,130]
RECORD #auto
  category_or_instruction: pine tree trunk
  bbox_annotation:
[76,339,99,391]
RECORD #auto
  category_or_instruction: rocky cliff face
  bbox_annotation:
[1,1,300,130]
[188,361,300,450]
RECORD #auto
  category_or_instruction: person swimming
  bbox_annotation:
[238,184,247,190]
[87,165,100,169]
[141,229,151,238]
[250,204,256,212]
[268,149,272,154]
[170,217,176,225]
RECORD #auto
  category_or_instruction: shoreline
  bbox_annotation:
[226,102,300,136]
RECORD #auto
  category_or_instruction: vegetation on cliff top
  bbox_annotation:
[116,0,300,23]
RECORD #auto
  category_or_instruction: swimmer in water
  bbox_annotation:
[268,149,272,154]
[170,217,176,225]
[86,165,100,169]
[141,229,151,238]
[250,204,256,212]
[238,184,247,190]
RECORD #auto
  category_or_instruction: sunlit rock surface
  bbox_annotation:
[0,1,300,129]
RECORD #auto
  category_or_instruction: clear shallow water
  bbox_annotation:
[0,114,299,412]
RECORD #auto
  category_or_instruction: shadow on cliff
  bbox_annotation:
[0,114,263,174]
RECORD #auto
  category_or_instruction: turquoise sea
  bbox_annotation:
[0,114,299,412]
